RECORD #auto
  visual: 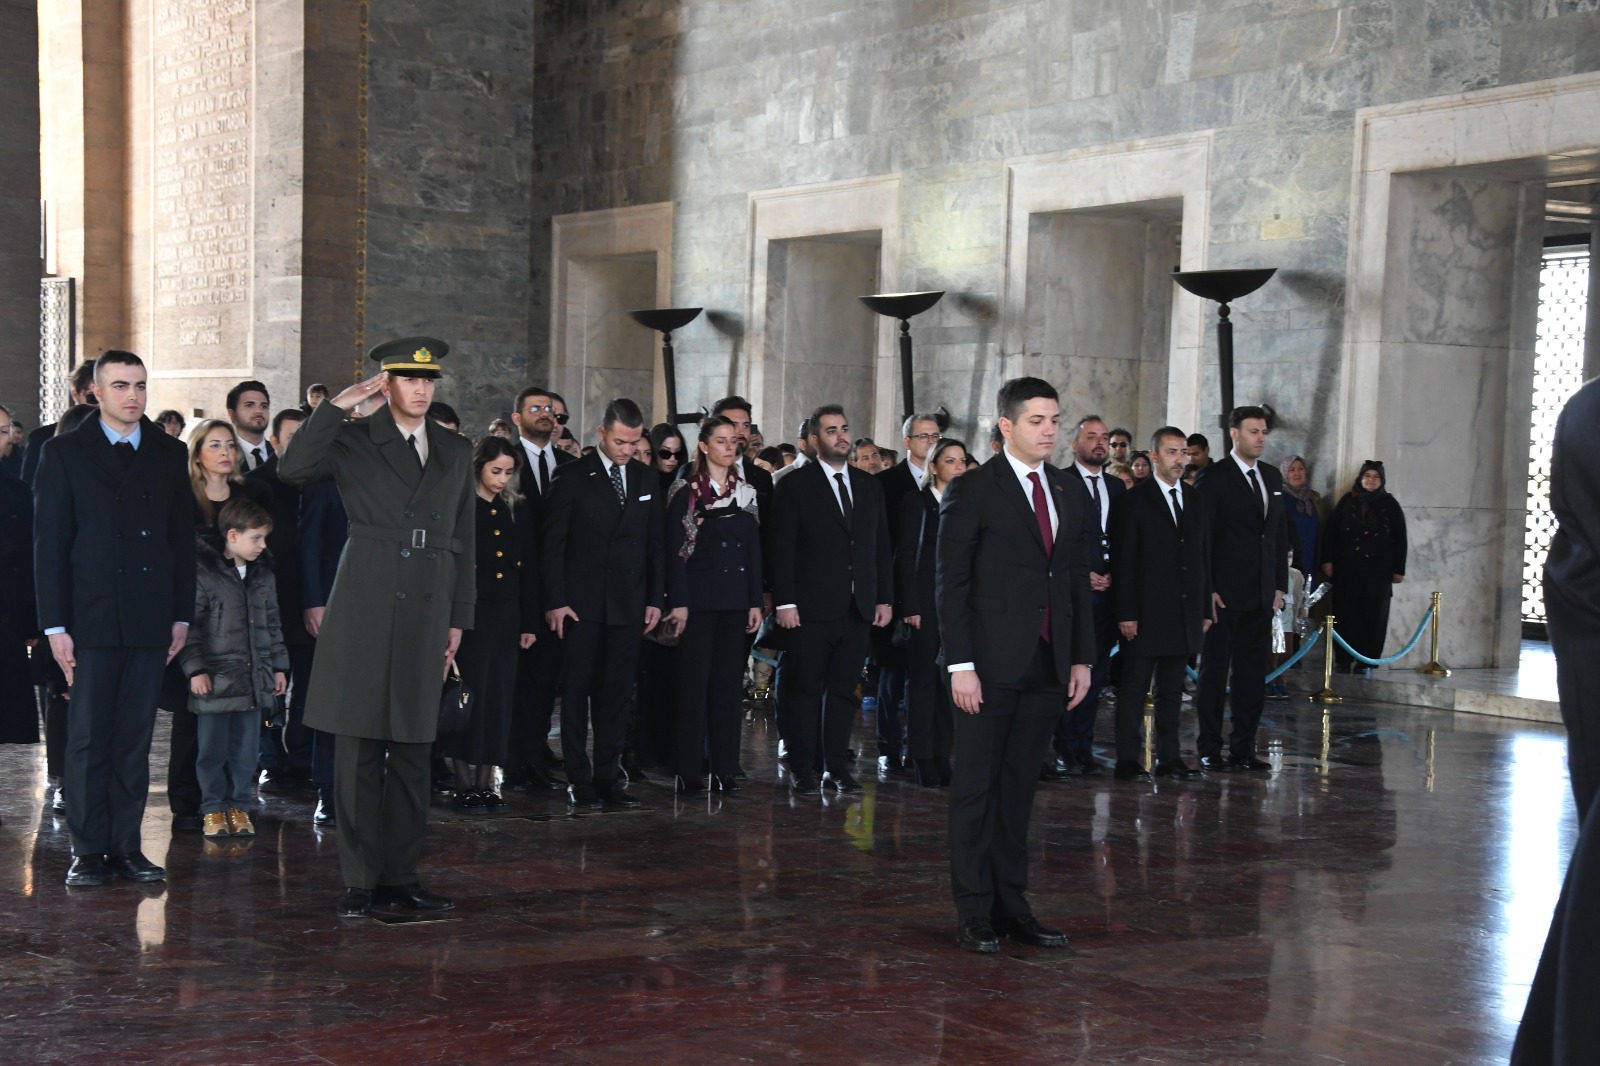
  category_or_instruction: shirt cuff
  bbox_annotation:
[947,662,975,673]
[776,603,796,611]
[44,627,65,636]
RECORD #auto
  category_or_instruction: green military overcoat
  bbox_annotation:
[278,400,475,742]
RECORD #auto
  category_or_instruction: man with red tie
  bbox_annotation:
[936,376,1096,953]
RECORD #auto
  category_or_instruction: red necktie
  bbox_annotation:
[1029,471,1053,642]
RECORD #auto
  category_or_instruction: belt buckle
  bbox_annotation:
[411,529,427,549]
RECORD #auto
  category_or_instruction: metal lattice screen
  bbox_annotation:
[38,278,76,424]
[1522,244,1590,625]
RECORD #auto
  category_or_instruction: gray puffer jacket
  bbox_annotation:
[176,536,290,714]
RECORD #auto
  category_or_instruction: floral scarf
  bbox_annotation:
[667,467,760,562]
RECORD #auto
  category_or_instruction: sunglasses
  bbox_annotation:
[657,448,685,461]
[525,404,571,425]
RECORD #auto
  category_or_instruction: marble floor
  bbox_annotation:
[0,696,1574,1065]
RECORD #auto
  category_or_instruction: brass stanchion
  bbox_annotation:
[1418,590,1451,676]
[1313,614,1342,705]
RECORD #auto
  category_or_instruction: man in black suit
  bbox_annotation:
[1194,406,1288,772]
[228,379,275,474]
[937,376,1095,953]
[33,350,195,887]
[20,361,96,487]
[1109,426,1210,780]
[541,397,664,809]
[506,385,577,790]
[248,408,313,791]
[1051,415,1124,778]
[874,412,943,773]
[708,396,774,515]
[770,404,892,794]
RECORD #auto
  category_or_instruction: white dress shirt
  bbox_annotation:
[1231,450,1267,514]
[1072,460,1110,532]
[1155,473,1186,525]
[519,437,557,493]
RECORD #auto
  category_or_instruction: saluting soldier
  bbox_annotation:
[278,337,476,917]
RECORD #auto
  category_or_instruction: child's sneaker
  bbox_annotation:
[226,808,255,836]
[202,811,229,838]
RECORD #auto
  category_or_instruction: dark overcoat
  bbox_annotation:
[277,401,475,743]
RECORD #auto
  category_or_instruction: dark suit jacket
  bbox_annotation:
[935,453,1096,685]
[1066,463,1125,575]
[19,421,55,487]
[32,416,196,648]
[769,459,892,623]
[1199,454,1290,612]
[248,457,308,644]
[1109,478,1211,657]
[540,452,664,625]
[297,478,348,611]
[894,485,940,620]
[878,460,922,548]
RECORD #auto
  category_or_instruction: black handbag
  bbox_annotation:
[261,695,288,731]
[437,660,474,734]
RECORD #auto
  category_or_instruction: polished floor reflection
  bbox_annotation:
[0,696,1573,1064]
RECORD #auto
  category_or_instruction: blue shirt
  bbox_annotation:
[99,418,142,449]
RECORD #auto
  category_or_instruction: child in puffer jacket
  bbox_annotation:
[177,498,288,838]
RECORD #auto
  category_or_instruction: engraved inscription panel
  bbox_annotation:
[151,0,252,370]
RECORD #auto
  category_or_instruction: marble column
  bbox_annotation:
[0,0,40,428]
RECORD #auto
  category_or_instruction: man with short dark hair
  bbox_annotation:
[1107,427,1133,466]
[709,395,774,513]
[850,438,883,475]
[541,397,664,809]
[21,361,97,486]
[227,380,274,473]
[771,404,892,794]
[938,376,1094,953]
[426,402,460,432]
[1185,433,1212,486]
[34,350,195,887]
[1194,406,1287,773]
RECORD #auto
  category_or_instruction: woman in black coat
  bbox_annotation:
[661,416,763,795]
[440,435,538,811]
[1322,460,1407,674]
[896,438,970,787]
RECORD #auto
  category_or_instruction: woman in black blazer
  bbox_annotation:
[896,438,970,787]
[661,416,764,795]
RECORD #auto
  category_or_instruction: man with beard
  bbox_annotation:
[228,380,274,474]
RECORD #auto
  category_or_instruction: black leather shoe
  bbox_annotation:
[956,918,1000,953]
[455,790,487,813]
[374,883,455,911]
[51,786,66,814]
[879,755,906,775]
[338,888,373,916]
[997,914,1068,948]
[599,788,643,809]
[106,852,166,883]
[171,812,204,831]
[1113,760,1151,781]
[1154,760,1200,779]
[711,774,741,794]
[567,784,603,809]
[675,775,707,795]
[1230,757,1272,772]
[313,797,336,826]
[482,791,508,812]
[65,855,106,887]
[789,772,819,793]
[826,772,863,794]
[1077,760,1104,777]
[1198,755,1231,773]
[1039,761,1070,782]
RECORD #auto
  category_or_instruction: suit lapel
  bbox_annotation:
[408,419,451,508]
[994,457,1047,556]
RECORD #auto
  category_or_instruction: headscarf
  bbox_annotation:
[1342,459,1392,540]
[1278,455,1317,518]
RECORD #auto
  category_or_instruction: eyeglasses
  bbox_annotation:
[657,448,685,461]
[907,432,941,442]
[525,404,570,425]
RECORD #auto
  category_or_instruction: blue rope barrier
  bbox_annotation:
[1267,627,1320,682]
[1331,608,1435,667]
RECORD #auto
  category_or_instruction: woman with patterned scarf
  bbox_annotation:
[661,415,765,795]
[1321,460,1408,675]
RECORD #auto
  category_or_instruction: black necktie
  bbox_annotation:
[537,449,550,495]
[406,434,422,468]
[1170,487,1183,527]
[610,461,625,502]
[1247,467,1265,515]
[114,440,135,469]
[250,446,264,470]
[835,472,853,526]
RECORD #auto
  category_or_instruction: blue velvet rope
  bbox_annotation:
[1330,608,1435,667]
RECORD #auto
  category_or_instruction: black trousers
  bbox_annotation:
[1550,597,1600,820]
[1196,604,1270,761]
[1333,591,1391,667]
[559,620,641,788]
[1054,587,1113,764]
[65,646,166,857]
[509,631,562,770]
[674,609,747,779]
[904,619,953,764]
[333,735,431,890]
[874,639,908,758]
[948,638,1063,923]
[781,611,869,777]
[1116,653,1187,766]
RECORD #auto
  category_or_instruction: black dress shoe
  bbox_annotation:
[599,787,643,809]
[338,888,373,916]
[997,914,1068,948]
[374,883,455,911]
[51,786,66,814]
[1198,755,1231,773]
[1230,756,1272,772]
[1154,760,1200,779]
[675,775,707,795]
[106,852,166,882]
[1039,761,1070,782]
[481,791,508,812]
[567,784,603,809]
[455,790,487,813]
[313,797,336,826]
[956,918,1000,954]
[789,772,819,793]
[826,771,863,794]
[65,855,106,887]
[711,774,741,794]
[879,754,906,775]
[171,812,204,831]
[1077,760,1104,777]
[1113,761,1151,781]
